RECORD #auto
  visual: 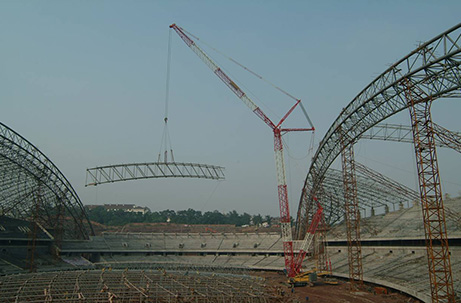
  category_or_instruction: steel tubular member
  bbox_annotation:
[360,123,461,153]
[169,23,314,277]
[402,78,455,303]
[340,132,363,287]
[296,23,461,238]
[0,122,94,240]
[86,162,225,186]
[0,269,282,302]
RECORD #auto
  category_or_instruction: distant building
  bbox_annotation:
[85,204,151,214]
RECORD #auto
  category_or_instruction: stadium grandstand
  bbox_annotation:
[1,20,461,302]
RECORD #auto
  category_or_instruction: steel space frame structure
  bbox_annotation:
[0,122,94,240]
[297,23,461,301]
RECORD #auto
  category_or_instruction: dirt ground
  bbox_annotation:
[252,271,422,303]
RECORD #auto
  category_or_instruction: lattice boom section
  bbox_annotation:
[0,269,280,303]
[86,162,225,186]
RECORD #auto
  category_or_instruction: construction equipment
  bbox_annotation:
[288,268,338,287]
[292,200,323,274]
[170,24,315,277]
[288,202,335,287]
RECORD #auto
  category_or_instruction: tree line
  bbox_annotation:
[86,206,273,227]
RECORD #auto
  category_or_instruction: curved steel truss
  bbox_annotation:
[0,122,93,240]
[86,162,225,186]
[321,162,461,226]
[296,23,461,237]
[321,164,417,224]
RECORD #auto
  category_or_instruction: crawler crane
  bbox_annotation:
[170,24,318,277]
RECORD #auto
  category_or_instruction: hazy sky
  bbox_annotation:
[1,1,460,217]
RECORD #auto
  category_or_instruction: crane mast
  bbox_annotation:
[170,24,315,277]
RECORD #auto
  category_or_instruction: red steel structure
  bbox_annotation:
[170,24,315,277]
[402,78,455,303]
[292,203,323,274]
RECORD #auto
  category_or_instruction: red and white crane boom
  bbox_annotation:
[293,200,323,274]
[170,24,315,277]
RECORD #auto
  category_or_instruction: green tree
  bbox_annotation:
[203,210,225,224]
[252,214,263,226]
[264,215,272,226]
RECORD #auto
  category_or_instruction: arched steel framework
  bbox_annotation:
[0,122,94,240]
[296,23,461,237]
[296,23,460,302]
[322,165,417,223]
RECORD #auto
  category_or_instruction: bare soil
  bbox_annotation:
[252,271,422,303]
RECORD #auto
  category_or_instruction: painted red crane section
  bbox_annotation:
[170,23,315,277]
[293,202,323,274]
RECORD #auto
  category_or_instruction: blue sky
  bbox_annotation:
[1,1,460,217]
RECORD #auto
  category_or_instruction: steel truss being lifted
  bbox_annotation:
[86,27,226,188]
[297,23,460,302]
[86,162,225,186]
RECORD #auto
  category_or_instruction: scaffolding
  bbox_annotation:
[0,268,284,302]
[340,130,363,288]
[402,78,455,303]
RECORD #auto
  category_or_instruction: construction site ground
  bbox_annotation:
[253,271,421,303]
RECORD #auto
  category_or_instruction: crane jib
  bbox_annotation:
[170,24,193,47]
[170,23,317,277]
[214,68,244,98]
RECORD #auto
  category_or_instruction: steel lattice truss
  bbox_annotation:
[0,269,281,303]
[319,163,418,225]
[322,161,460,226]
[86,162,225,186]
[360,123,461,153]
[296,23,461,238]
[0,122,93,240]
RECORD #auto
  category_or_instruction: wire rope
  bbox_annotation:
[181,27,314,129]
[158,29,174,162]
[183,28,299,102]
[200,180,223,212]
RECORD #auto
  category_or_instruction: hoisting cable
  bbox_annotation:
[158,29,174,163]
[180,26,315,129]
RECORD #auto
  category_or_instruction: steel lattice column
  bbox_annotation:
[403,79,455,303]
[340,135,363,287]
[315,212,331,273]
[27,184,41,273]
